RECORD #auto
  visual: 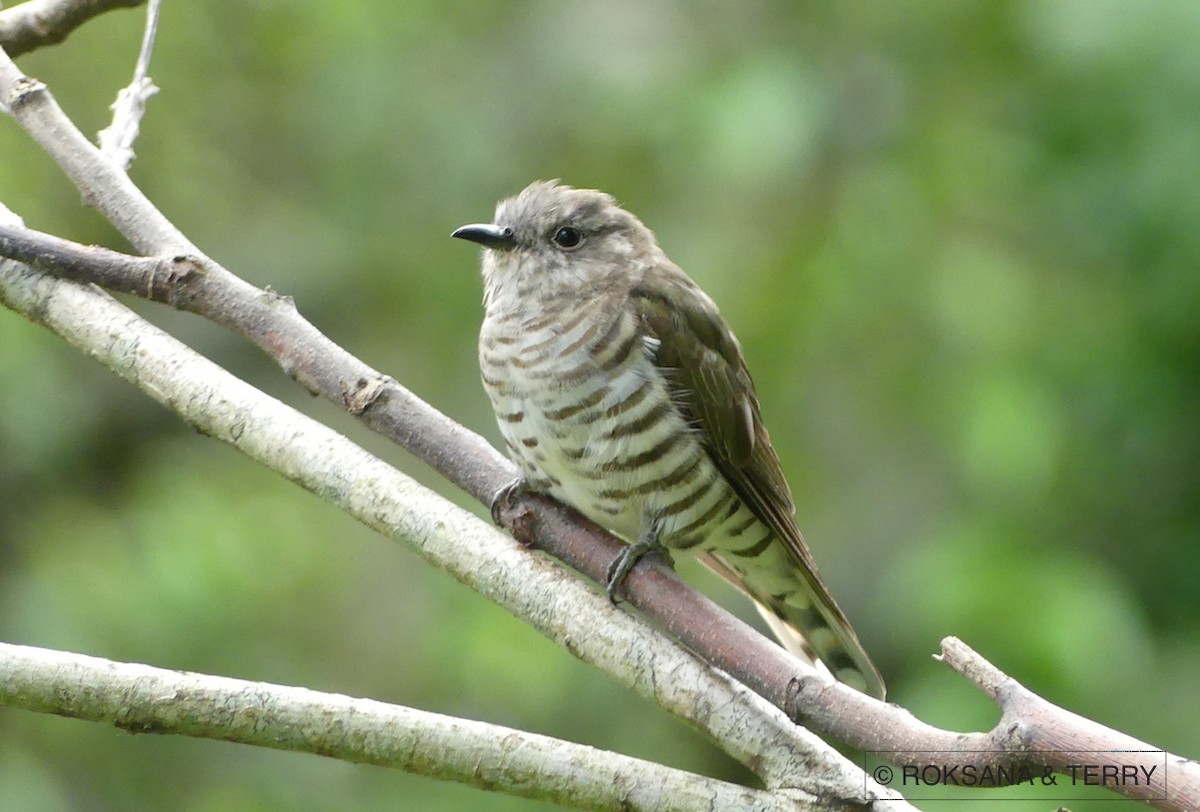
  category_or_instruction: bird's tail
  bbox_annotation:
[697,548,885,700]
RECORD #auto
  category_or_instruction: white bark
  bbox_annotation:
[0,252,910,810]
[0,642,807,812]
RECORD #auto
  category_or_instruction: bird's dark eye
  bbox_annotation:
[552,226,583,249]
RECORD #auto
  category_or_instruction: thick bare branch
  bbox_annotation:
[4,202,1197,812]
[5,208,1200,812]
[1,41,1197,805]
[0,251,908,810]
[0,642,810,812]
[2,34,1197,811]
[0,0,145,58]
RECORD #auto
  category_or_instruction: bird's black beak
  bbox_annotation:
[451,223,516,250]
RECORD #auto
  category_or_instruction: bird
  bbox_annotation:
[452,181,884,699]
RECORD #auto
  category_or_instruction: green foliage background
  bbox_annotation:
[1,2,1197,810]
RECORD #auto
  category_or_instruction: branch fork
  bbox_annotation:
[0,5,1197,809]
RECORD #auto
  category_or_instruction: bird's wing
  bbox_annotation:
[630,266,885,698]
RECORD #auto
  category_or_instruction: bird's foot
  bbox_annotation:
[490,477,538,546]
[604,530,674,604]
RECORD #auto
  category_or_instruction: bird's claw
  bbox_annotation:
[604,533,673,604]
[490,478,537,546]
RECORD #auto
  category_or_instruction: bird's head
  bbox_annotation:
[453,181,661,308]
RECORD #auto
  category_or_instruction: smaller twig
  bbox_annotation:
[933,638,1193,810]
[935,636,1010,702]
[96,0,159,169]
[0,0,145,58]
[0,43,192,255]
[0,220,200,301]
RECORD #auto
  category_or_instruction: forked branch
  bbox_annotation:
[0,12,1197,810]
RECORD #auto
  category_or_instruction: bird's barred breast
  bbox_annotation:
[480,302,776,562]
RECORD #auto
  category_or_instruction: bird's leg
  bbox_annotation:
[604,522,674,604]
[490,477,538,546]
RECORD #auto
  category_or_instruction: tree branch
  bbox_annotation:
[0,245,908,810]
[2,27,1197,811]
[0,0,145,58]
[0,642,811,812]
[96,0,159,169]
[4,194,1197,812]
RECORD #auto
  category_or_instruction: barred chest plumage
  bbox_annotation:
[479,293,768,555]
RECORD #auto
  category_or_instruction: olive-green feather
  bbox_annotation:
[630,267,885,698]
